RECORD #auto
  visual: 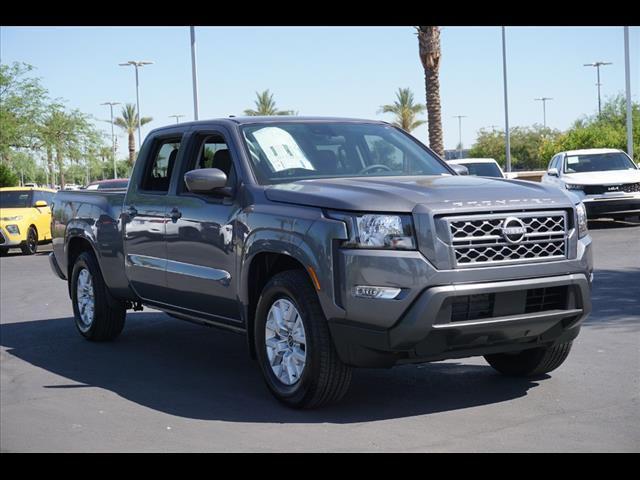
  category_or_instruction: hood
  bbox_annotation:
[0,207,29,220]
[561,169,640,185]
[264,175,574,214]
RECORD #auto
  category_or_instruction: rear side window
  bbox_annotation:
[141,138,181,192]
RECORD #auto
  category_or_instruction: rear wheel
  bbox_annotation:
[20,226,38,255]
[254,270,352,409]
[484,341,573,377]
[71,251,126,341]
[0,247,9,256]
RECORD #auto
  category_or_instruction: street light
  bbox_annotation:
[501,26,511,172]
[169,114,185,124]
[534,97,553,128]
[118,60,153,148]
[453,115,467,159]
[583,61,612,116]
[100,101,121,178]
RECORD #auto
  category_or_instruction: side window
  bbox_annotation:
[141,138,181,192]
[548,155,557,170]
[181,134,235,193]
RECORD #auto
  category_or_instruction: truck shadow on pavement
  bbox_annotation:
[0,313,546,423]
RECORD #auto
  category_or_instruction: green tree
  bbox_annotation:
[378,88,426,132]
[114,104,153,166]
[0,163,19,187]
[416,26,444,157]
[470,125,561,171]
[0,62,48,164]
[539,94,639,164]
[243,90,295,116]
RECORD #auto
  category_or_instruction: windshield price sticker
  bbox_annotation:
[253,127,315,172]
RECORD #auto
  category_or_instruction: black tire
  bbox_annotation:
[70,251,126,341]
[0,247,9,256]
[20,226,38,255]
[254,270,352,409]
[484,341,573,377]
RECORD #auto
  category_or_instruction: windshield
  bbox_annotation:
[564,152,637,173]
[459,162,503,178]
[241,122,451,185]
[0,190,32,208]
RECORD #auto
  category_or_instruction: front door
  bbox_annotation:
[123,136,182,303]
[164,130,242,324]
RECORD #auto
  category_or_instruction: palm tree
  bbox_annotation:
[378,88,426,132]
[417,26,444,157]
[244,90,294,116]
[114,104,152,166]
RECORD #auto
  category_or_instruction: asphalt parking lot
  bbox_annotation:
[1,220,638,452]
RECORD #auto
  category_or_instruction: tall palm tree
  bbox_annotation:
[417,26,444,157]
[114,104,152,166]
[378,88,426,132]
[244,90,294,116]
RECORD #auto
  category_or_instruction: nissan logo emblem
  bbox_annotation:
[501,217,527,244]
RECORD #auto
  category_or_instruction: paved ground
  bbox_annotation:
[1,220,638,452]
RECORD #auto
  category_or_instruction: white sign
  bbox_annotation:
[252,127,315,172]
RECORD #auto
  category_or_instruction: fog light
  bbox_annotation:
[6,225,20,235]
[353,285,401,300]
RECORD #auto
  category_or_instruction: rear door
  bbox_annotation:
[123,134,183,303]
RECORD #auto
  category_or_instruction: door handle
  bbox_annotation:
[169,207,182,222]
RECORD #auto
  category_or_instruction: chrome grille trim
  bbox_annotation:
[442,210,569,268]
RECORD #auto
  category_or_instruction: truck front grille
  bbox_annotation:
[444,211,568,268]
[583,182,640,195]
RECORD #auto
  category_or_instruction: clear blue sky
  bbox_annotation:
[1,26,638,158]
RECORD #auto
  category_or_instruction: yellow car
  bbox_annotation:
[0,187,56,255]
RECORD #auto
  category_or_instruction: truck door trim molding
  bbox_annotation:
[127,254,231,285]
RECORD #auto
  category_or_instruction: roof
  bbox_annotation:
[0,186,56,193]
[561,148,623,156]
[149,116,389,134]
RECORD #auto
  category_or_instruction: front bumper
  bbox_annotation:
[327,235,593,367]
[582,195,640,218]
[0,226,24,247]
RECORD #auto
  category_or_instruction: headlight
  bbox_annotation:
[327,211,416,250]
[5,224,20,235]
[565,184,584,191]
[576,202,588,238]
[1,216,23,221]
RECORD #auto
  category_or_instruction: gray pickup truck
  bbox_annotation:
[50,117,593,408]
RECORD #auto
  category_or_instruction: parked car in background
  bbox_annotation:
[64,184,82,191]
[85,178,129,190]
[447,158,505,178]
[0,187,56,255]
[23,182,39,188]
[541,148,640,220]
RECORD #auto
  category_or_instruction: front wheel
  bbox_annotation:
[484,341,573,377]
[254,270,352,409]
[20,226,38,255]
[71,251,126,341]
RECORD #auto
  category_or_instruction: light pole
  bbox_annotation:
[101,101,121,178]
[624,27,633,161]
[583,61,612,116]
[190,27,200,121]
[119,60,153,148]
[534,97,553,128]
[169,114,185,124]
[453,115,467,159]
[501,26,511,172]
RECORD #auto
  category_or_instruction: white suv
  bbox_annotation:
[541,148,640,220]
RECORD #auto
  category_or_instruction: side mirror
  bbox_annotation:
[184,168,231,195]
[34,200,48,208]
[450,164,469,176]
[547,167,559,177]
